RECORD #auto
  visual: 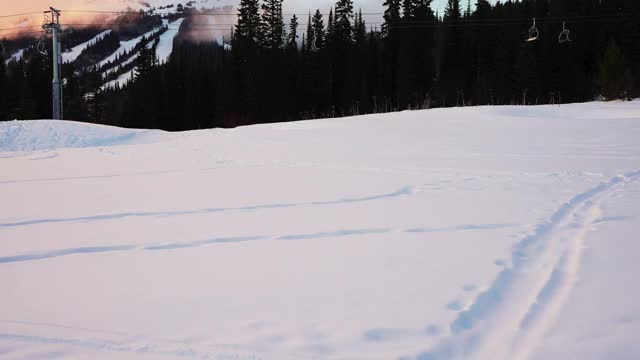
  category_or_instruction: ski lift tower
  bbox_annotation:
[42,7,63,120]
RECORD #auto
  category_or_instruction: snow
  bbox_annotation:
[4,48,27,65]
[102,67,136,89]
[62,30,112,64]
[155,18,185,63]
[96,26,164,70]
[142,0,237,11]
[100,20,180,88]
[1,101,640,360]
[0,120,161,152]
[103,52,140,79]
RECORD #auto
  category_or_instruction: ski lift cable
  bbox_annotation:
[58,9,633,20]
[32,16,627,30]
[0,12,43,19]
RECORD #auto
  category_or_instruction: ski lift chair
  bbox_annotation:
[558,22,571,43]
[526,18,539,42]
[37,37,48,56]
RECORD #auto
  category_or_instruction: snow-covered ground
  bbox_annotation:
[97,26,165,70]
[3,48,27,65]
[62,30,112,64]
[100,19,183,89]
[156,19,185,64]
[1,102,639,360]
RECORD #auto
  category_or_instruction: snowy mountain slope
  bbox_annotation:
[62,30,112,64]
[3,48,27,65]
[142,0,237,11]
[102,68,136,89]
[98,19,184,88]
[156,18,185,63]
[103,52,140,79]
[97,26,165,70]
[0,101,639,360]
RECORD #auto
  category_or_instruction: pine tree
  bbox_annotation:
[334,0,354,44]
[382,0,401,38]
[312,10,326,50]
[262,0,285,49]
[235,0,263,47]
[305,13,313,53]
[354,10,366,45]
[327,8,335,44]
[444,0,461,20]
[402,0,416,19]
[599,39,629,100]
[288,14,299,50]
[135,37,157,80]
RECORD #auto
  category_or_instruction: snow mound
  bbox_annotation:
[0,120,163,152]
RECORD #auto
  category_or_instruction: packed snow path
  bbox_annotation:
[1,101,639,360]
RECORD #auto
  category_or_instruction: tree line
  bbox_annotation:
[0,0,638,129]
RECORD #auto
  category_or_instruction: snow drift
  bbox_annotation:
[0,120,162,152]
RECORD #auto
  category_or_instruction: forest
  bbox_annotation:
[0,0,638,130]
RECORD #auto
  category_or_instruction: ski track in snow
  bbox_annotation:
[0,186,413,228]
[0,223,515,264]
[0,332,262,360]
[412,170,640,360]
[4,170,637,358]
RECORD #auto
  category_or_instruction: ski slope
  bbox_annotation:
[156,19,185,64]
[62,30,112,64]
[100,19,183,89]
[1,102,640,360]
[3,48,27,65]
[97,26,164,70]
[143,0,237,11]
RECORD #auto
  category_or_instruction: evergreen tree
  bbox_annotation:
[334,0,354,44]
[288,14,299,50]
[312,10,326,50]
[599,39,629,100]
[444,0,461,20]
[305,13,313,53]
[382,0,401,38]
[402,0,416,19]
[135,37,157,80]
[354,10,366,45]
[235,0,263,47]
[327,8,336,44]
[261,0,285,49]
[439,0,465,105]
